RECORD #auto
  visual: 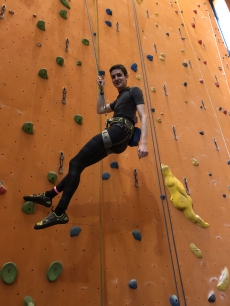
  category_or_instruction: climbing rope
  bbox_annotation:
[131,1,187,305]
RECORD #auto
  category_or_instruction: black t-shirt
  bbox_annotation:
[110,86,145,125]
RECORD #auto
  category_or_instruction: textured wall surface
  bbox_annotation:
[0,0,230,305]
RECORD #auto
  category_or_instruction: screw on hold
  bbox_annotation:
[201,100,206,110]
[133,168,138,188]
[193,17,196,23]
[163,84,168,96]
[116,21,119,32]
[172,126,177,140]
[188,60,192,68]
[0,4,6,19]
[59,151,64,174]
[154,43,157,53]
[36,42,42,47]
[178,27,182,36]
[65,38,69,52]
[62,87,67,104]
[146,10,149,18]
[170,0,173,7]
[213,138,219,151]
[184,178,190,195]
[214,74,218,82]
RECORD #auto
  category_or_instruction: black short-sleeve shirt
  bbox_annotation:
[110,87,144,125]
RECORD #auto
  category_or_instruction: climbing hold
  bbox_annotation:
[182,62,188,67]
[70,226,82,237]
[190,243,202,258]
[38,68,48,79]
[223,109,227,114]
[76,61,82,66]
[208,172,212,176]
[132,230,142,241]
[218,107,222,111]
[175,10,178,14]
[99,70,105,76]
[36,20,45,31]
[47,171,57,184]
[136,0,143,3]
[227,160,230,165]
[155,12,159,16]
[193,9,197,14]
[105,21,112,27]
[183,82,187,86]
[222,194,226,198]
[60,0,70,9]
[155,23,159,27]
[208,292,216,303]
[218,66,222,71]
[199,79,204,83]
[146,55,153,61]
[93,33,96,36]
[129,279,137,289]
[110,161,119,169]
[106,8,112,16]
[56,56,64,66]
[21,201,35,214]
[191,23,196,28]
[131,63,138,72]
[150,87,156,92]
[184,100,188,103]
[217,266,229,291]
[199,131,204,135]
[160,195,166,200]
[24,296,35,306]
[166,33,169,36]
[74,114,83,125]
[47,261,63,282]
[102,172,110,180]
[0,182,6,194]
[136,75,141,80]
[215,83,219,87]
[159,56,165,61]
[161,164,209,228]
[156,118,162,123]
[22,122,34,134]
[181,49,185,53]
[192,158,199,166]
[169,295,180,306]
[197,4,201,7]
[203,61,207,65]
[151,108,155,112]
[82,38,89,45]
[59,10,67,19]
[0,262,18,285]
[198,39,202,44]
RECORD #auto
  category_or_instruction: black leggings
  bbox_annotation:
[55,124,131,211]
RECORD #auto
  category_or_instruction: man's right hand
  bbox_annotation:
[97,75,105,91]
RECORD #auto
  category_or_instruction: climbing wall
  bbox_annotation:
[0,0,229,305]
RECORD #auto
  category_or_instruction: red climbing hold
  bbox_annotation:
[0,183,6,195]
[215,83,219,87]
[191,23,196,28]
[199,79,204,84]
[223,109,227,114]
[197,4,200,8]
[218,67,222,71]
[198,40,202,44]
[175,10,178,14]
[203,61,207,65]
[193,9,197,14]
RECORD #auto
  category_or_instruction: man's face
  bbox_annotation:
[110,69,129,91]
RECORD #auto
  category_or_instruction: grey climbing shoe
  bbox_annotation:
[23,192,52,208]
[34,211,69,230]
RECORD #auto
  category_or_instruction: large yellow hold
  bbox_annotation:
[217,266,229,291]
[161,164,209,229]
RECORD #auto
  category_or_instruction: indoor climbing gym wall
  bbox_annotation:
[0,0,230,305]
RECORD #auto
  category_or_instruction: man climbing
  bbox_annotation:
[23,64,149,230]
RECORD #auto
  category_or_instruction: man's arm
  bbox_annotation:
[97,93,113,114]
[136,104,149,159]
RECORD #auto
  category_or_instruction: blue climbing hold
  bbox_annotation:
[99,70,105,76]
[105,21,112,27]
[131,63,138,72]
[199,131,204,135]
[169,295,180,306]
[182,62,188,67]
[222,194,226,198]
[106,8,112,16]
[102,172,110,180]
[160,195,166,200]
[151,108,155,112]
[227,160,230,165]
[147,55,153,61]
[129,279,137,289]
[110,161,119,169]
[208,292,216,303]
[132,230,142,241]
[70,226,82,237]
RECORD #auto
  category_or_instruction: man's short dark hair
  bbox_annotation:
[109,64,128,76]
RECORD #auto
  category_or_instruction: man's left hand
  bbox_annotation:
[137,144,148,159]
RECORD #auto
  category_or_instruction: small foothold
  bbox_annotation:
[155,23,159,27]
[136,75,141,80]
[160,53,166,57]
[99,70,105,76]
[106,8,112,16]
[82,38,89,45]
[150,87,156,92]
[36,20,45,31]
[110,161,119,169]
[182,62,188,67]
[74,114,83,125]
[208,172,212,176]
[160,112,164,115]
[192,158,199,166]
[193,9,197,14]
[24,296,35,306]
[166,33,169,36]
[159,56,165,61]
[155,12,159,16]
[191,23,196,28]
[59,10,67,19]
[132,230,142,241]
[208,292,216,303]
[169,295,180,306]
[198,39,202,44]
[70,226,82,237]
[56,56,64,66]
[0,182,6,195]
[156,118,162,123]
[203,61,207,65]
[76,61,82,66]
[218,107,222,111]
[102,172,110,180]
[218,66,222,71]
[190,243,202,258]
[147,55,153,61]
[0,262,18,285]
[199,79,204,83]
[21,201,35,214]
[47,171,58,184]
[150,108,155,112]
[47,261,63,282]
[60,0,70,9]
[160,195,166,200]
[175,10,178,14]
[105,21,112,27]
[181,23,184,26]
[227,160,230,165]
[183,82,187,86]
[184,100,188,103]
[217,266,230,291]
[38,68,48,79]
[22,122,34,134]
[129,279,137,289]
[215,83,219,87]
[197,4,200,8]
[131,63,138,72]
[93,33,96,36]
[181,49,185,53]
[199,131,204,135]
[223,194,226,198]
[223,109,227,114]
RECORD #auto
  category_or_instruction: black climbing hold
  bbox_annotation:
[131,63,138,72]
[60,0,70,9]
[38,68,48,79]
[0,262,18,285]
[208,292,216,303]
[102,172,110,180]
[74,114,83,125]
[99,70,105,76]
[182,62,188,67]
[47,261,63,282]
[56,56,64,66]
[22,122,34,134]
[82,38,89,45]
[129,279,137,289]
[151,108,155,112]
[200,106,203,109]
[93,33,96,36]
[183,82,187,86]
[21,201,35,214]
[132,230,142,241]
[160,195,166,200]
[70,226,82,237]
[208,172,212,176]
[110,161,119,169]
[106,8,112,16]
[37,20,45,31]
[227,160,230,165]
[166,33,170,36]
[76,61,82,66]
[47,171,58,184]
[181,37,186,40]
[218,107,222,110]
[199,131,204,135]
[181,23,184,26]
[169,295,180,306]
[105,21,112,27]
[146,55,153,61]
[59,10,67,19]
[222,194,226,198]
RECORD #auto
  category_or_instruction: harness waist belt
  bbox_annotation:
[108,117,134,130]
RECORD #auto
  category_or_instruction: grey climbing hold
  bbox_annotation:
[24,296,35,306]
[60,0,70,9]
[182,62,188,67]
[70,226,82,237]
[160,195,166,200]
[74,114,83,125]
[106,8,112,16]
[21,201,35,214]
[102,172,110,180]
[47,171,57,184]
[146,55,153,61]
[59,10,67,19]
[76,61,82,66]
[22,122,34,134]
[105,21,112,27]
[36,20,45,31]
[82,38,89,45]
[169,295,180,306]
[38,68,48,79]
[129,279,137,289]
[0,262,18,285]
[208,292,216,303]
[222,194,226,198]
[199,131,204,135]
[132,230,142,241]
[56,56,64,66]
[46,261,62,282]
[110,161,119,169]
[183,82,187,86]
[131,63,138,72]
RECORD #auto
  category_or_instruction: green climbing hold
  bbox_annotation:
[21,201,35,214]
[82,39,89,46]
[22,122,34,134]
[47,171,58,184]
[24,296,35,306]
[0,262,18,285]
[60,0,70,9]
[38,69,48,79]
[47,261,63,282]
[76,61,82,66]
[74,114,83,125]
[59,10,67,19]
[56,56,64,66]
[36,20,45,31]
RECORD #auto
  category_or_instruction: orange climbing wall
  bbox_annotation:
[0,0,230,305]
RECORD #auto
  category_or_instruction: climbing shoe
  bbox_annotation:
[34,211,69,230]
[23,193,52,208]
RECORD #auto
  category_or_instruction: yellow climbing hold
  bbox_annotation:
[155,23,159,27]
[161,164,209,229]
[192,158,199,166]
[151,87,156,92]
[155,12,159,16]
[181,49,185,53]
[160,112,164,115]
[156,118,162,123]
[190,243,202,258]
[159,56,165,61]
[160,53,166,57]
[217,266,230,291]
[136,0,143,3]
[184,100,188,103]
[136,75,141,80]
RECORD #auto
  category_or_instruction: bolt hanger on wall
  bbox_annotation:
[163,84,168,96]
[183,177,190,195]
[172,126,177,140]
[133,168,138,188]
[65,38,69,52]
[213,138,219,151]
[62,87,67,104]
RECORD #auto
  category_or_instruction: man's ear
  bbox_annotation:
[126,74,129,80]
